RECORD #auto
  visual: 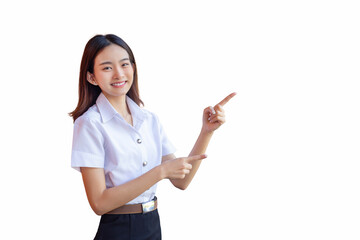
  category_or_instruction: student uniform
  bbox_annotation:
[71,93,176,240]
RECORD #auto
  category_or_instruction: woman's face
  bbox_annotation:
[89,44,134,102]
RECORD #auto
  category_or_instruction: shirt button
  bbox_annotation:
[137,139,142,144]
[143,161,148,167]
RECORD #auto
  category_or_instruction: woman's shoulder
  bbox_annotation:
[141,107,160,121]
[141,108,168,130]
[74,105,101,125]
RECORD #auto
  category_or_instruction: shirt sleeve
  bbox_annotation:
[71,117,105,171]
[156,116,176,156]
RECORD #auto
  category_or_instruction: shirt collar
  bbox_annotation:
[96,93,146,128]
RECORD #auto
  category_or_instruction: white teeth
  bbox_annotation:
[112,82,126,86]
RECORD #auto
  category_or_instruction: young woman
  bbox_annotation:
[70,34,236,240]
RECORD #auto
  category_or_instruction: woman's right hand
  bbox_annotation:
[160,154,207,180]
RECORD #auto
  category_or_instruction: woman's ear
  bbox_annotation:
[87,72,97,86]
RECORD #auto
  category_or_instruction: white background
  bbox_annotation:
[0,0,359,239]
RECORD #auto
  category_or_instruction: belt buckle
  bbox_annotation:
[142,199,155,214]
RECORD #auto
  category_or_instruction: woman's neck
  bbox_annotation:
[104,93,133,125]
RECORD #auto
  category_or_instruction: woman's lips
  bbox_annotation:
[111,81,126,87]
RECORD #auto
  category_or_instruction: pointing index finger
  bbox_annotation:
[185,154,208,163]
[217,92,237,106]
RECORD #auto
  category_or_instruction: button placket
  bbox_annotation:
[135,133,147,172]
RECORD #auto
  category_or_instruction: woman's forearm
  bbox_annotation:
[171,128,213,190]
[189,128,214,156]
[91,166,164,215]
[84,154,206,215]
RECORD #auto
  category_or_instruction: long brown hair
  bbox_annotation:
[69,34,144,122]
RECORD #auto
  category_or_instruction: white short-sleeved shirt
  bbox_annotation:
[71,93,176,204]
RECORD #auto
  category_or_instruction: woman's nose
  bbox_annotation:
[113,67,125,79]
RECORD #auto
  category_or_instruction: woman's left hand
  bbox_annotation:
[202,92,237,133]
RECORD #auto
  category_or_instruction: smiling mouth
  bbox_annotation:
[111,81,126,86]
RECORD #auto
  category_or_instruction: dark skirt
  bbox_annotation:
[94,209,161,240]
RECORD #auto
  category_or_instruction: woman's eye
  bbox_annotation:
[122,63,130,67]
[103,66,112,70]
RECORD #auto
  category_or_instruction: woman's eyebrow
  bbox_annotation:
[99,61,112,66]
[99,58,130,66]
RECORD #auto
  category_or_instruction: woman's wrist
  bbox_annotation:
[200,127,215,137]
[157,163,168,180]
